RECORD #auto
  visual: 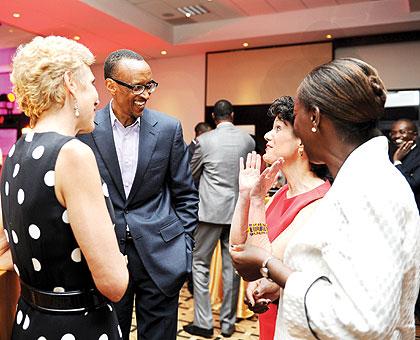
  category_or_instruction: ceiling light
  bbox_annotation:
[12,13,20,18]
[73,36,81,41]
[242,42,249,47]
[177,5,208,17]
[325,34,332,39]
[160,50,167,55]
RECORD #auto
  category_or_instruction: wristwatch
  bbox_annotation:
[260,255,275,280]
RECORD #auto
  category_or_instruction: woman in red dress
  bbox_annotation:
[230,96,330,340]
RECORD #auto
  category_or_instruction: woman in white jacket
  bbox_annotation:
[230,58,420,339]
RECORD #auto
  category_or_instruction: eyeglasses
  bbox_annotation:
[389,129,416,137]
[109,77,158,95]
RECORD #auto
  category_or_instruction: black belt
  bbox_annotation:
[20,280,108,314]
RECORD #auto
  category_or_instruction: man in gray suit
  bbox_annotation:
[184,100,255,338]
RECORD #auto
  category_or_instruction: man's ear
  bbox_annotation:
[105,78,117,96]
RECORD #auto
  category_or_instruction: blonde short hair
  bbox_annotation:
[11,36,95,126]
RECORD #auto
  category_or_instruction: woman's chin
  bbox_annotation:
[262,154,273,165]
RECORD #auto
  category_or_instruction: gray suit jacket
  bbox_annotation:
[191,122,255,224]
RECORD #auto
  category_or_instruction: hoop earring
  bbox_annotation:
[311,126,317,133]
[74,99,80,118]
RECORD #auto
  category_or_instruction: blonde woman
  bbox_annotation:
[0,36,128,339]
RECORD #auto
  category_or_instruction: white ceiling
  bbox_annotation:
[0,0,419,61]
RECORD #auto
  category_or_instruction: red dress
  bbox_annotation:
[258,180,331,340]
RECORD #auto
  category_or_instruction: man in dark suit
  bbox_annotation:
[390,118,420,318]
[390,119,420,210]
[188,122,212,163]
[78,49,198,340]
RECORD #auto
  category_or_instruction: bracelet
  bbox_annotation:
[247,223,268,236]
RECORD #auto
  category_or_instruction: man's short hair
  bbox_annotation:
[104,49,144,79]
[194,122,212,135]
[213,99,233,120]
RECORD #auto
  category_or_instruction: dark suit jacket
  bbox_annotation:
[78,104,199,296]
[395,144,420,211]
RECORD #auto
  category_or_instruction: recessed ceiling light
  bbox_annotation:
[12,13,20,18]
[160,50,167,55]
[242,42,249,47]
[73,36,81,41]
[326,34,332,39]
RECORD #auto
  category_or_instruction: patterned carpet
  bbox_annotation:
[129,284,259,339]
[128,284,420,339]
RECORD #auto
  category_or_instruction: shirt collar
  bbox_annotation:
[216,121,234,128]
[335,136,389,183]
[109,99,140,129]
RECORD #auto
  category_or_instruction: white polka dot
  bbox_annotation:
[99,334,108,340]
[71,248,81,262]
[44,170,55,187]
[102,183,109,197]
[32,145,45,159]
[25,132,34,142]
[107,304,113,312]
[28,224,41,239]
[118,325,122,338]
[11,230,18,244]
[53,287,65,293]
[61,334,75,340]
[8,144,15,157]
[32,258,41,271]
[4,181,9,196]
[22,314,30,330]
[16,310,23,324]
[12,164,20,178]
[62,210,69,224]
[4,229,9,243]
[17,189,25,205]
[13,264,20,276]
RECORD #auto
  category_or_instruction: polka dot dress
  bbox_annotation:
[0,132,122,339]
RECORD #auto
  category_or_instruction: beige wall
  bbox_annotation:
[147,54,206,143]
[206,42,332,106]
[335,41,420,90]
[91,54,206,143]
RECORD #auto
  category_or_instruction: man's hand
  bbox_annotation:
[393,140,414,162]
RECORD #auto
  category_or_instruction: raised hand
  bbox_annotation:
[238,151,262,197]
[249,158,283,200]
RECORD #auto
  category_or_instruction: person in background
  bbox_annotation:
[389,118,420,319]
[184,99,255,338]
[230,58,420,339]
[230,96,330,340]
[389,118,420,210]
[78,49,198,340]
[188,122,212,162]
[0,35,128,339]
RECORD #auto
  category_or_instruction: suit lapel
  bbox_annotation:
[127,108,159,203]
[92,104,125,200]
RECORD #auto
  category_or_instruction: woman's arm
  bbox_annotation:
[0,197,13,271]
[55,140,128,302]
